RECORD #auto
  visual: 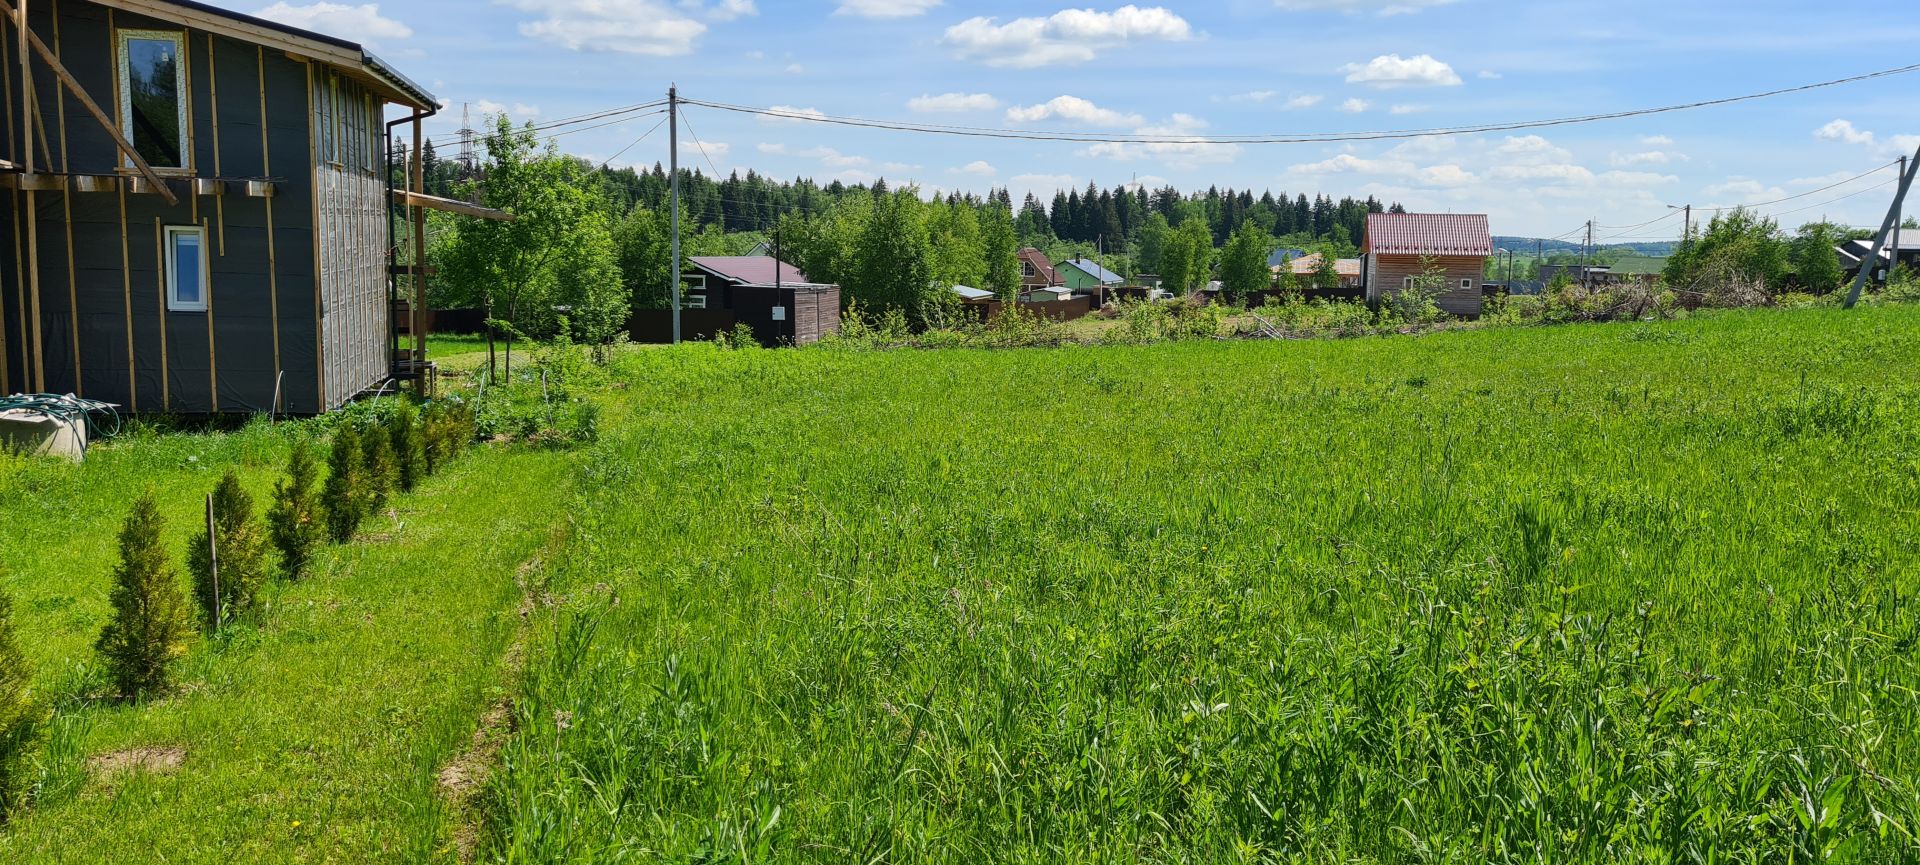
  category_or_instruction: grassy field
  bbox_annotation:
[3,306,1919,862]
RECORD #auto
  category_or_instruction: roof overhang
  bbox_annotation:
[90,0,436,109]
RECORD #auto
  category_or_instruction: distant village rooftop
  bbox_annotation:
[1365,213,1494,257]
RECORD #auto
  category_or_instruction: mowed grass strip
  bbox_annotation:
[0,425,579,863]
[489,307,1920,862]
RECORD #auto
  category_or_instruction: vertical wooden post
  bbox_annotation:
[18,0,43,393]
[259,46,279,396]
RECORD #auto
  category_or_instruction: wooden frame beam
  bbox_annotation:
[392,189,514,222]
[0,0,178,205]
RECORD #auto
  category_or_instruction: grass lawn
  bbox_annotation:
[489,306,1920,862]
[3,306,1919,863]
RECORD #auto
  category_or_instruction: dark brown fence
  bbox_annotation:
[1016,296,1096,321]
[427,308,488,334]
[628,309,738,343]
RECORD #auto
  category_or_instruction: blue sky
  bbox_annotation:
[255,0,1920,239]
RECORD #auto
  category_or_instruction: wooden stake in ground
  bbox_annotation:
[206,493,220,631]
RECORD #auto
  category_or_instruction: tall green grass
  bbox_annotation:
[487,308,1920,862]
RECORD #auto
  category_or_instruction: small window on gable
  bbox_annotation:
[1461,278,1474,291]
[166,226,207,312]
[118,30,188,170]
[1403,276,1414,290]
[1022,261,1036,277]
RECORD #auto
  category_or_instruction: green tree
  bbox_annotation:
[1663,208,1787,295]
[615,205,674,311]
[981,202,1022,301]
[1274,254,1299,293]
[1309,247,1341,291]
[1161,216,1215,295]
[1219,220,1275,305]
[846,191,947,329]
[268,439,326,580]
[438,116,623,376]
[1791,222,1845,294]
[188,472,268,631]
[1135,213,1170,276]
[928,202,986,291]
[97,494,190,698]
[323,425,369,543]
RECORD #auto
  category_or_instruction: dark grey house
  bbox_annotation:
[0,0,482,414]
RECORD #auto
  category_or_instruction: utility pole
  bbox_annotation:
[1845,146,1920,308]
[1896,156,1908,280]
[668,85,682,345]
[1582,220,1594,287]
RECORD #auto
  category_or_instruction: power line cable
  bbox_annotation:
[679,107,724,179]
[678,62,1920,145]
[599,116,671,169]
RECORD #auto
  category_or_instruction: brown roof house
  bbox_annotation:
[1018,247,1061,290]
[1363,214,1493,318]
[684,256,841,346]
[1277,253,1364,289]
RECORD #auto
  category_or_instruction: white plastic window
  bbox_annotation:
[166,226,208,312]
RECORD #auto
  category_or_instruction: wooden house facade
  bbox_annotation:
[1363,213,1492,318]
[0,0,479,414]
[684,256,841,346]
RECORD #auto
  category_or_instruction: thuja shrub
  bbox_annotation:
[0,584,44,818]
[188,471,269,631]
[362,420,398,513]
[323,424,369,543]
[390,401,426,493]
[423,400,477,473]
[96,494,191,699]
[267,439,326,579]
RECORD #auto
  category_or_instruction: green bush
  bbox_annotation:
[323,425,369,543]
[362,421,398,513]
[423,399,477,473]
[187,471,269,631]
[96,494,191,698]
[390,401,426,494]
[267,439,326,580]
[0,584,43,819]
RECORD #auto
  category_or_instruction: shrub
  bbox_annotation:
[267,439,326,579]
[96,494,191,698]
[390,401,426,493]
[423,400,477,473]
[0,584,43,818]
[187,472,269,631]
[323,424,369,542]
[362,420,398,513]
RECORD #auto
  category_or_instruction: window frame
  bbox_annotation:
[1460,278,1474,291]
[165,225,209,312]
[1403,276,1414,290]
[116,29,191,173]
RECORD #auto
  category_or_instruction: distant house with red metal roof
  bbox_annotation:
[1018,248,1062,290]
[1363,213,1492,317]
[684,256,841,346]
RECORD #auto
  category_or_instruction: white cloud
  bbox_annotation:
[1338,98,1371,113]
[1609,150,1685,167]
[1006,95,1143,127]
[1494,135,1574,164]
[1477,70,1501,80]
[1641,135,1674,146]
[1389,104,1426,115]
[881,161,919,173]
[1815,119,1874,146]
[471,100,542,119]
[253,3,412,45]
[952,160,997,176]
[1705,177,1786,202]
[1283,94,1324,109]
[708,0,756,22]
[1273,0,1454,14]
[1597,170,1678,187]
[943,6,1193,68]
[1788,170,1856,187]
[836,0,942,18]
[1418,164,1477,187]
[1225,90,1278,103]
[503,0,717,55]
[1081,114,1241,168]
[1341,53,1463,88]
[759,143,867,167]
[1487,163,1598,185]
[760,105,827,124]
[1892,134,1920,153]
[907,92,1000,113]
[835,169,877,184]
